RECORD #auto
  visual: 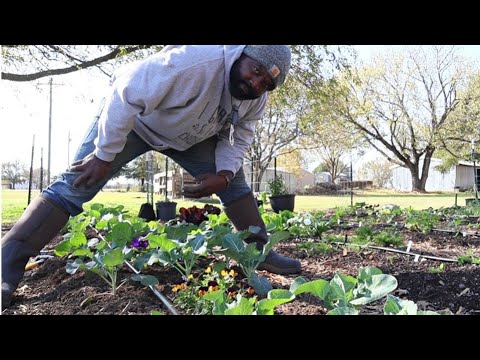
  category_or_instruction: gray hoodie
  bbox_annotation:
[94,45,267,175]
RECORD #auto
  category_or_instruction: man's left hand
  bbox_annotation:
[183,173,228,198]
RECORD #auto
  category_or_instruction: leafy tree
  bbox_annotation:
[327,46,473,192]
[121,152,182,191]
[435,72,480,172]
[122,152,162,188]
[2,160,27,189]
[276,148,304,178]
[313,163,329,174]
[312,159,349,183]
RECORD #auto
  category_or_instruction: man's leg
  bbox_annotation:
[161,137,301,275]
[222,192,301,274]
[2,102,151,308]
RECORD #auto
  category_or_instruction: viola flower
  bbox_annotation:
[205,266,212,274]
[198,286,209,297]
[172,283,187,293]
[221,269,238,278]
[227,287,237,299]
[130,238,149,249]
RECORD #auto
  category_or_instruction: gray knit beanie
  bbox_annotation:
[243,45,291,89]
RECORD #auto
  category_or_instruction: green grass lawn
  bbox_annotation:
[1,188,474,226]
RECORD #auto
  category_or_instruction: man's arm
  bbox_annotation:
[215,95,267,174]
[94,56,180,162]
[183,98,267,198]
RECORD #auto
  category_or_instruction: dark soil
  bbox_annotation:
[2,225,480,315]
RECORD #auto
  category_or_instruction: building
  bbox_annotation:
[154,169,196,199]
[153,166,315,196]
[315,171,332,183]
[389,158,479,192]
[244,167,315,193]
[2,179,11,189]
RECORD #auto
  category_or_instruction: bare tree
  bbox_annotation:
[244,45,355,191]
[357,159,393,188]
[31,167,47,190]
[332,46,472,192]
[245,79,304,192]
[2,160,27,189]
[2,45,161,81]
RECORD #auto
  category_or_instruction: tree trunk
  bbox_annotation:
[411,175,426,193]
[254,168,265,193]
[408,151,434,193]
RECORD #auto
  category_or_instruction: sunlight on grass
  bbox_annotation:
[1,189,472,226]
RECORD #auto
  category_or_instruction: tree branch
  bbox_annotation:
[2,45,152,81]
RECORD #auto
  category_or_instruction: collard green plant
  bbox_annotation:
[217,227,291,296]
[289,266,399,314]
[55,204,157,295]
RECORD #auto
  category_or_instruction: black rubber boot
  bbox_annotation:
[1,195,70,309]
[223,192,301,275]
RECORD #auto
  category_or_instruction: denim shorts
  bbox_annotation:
[42,100,251,216]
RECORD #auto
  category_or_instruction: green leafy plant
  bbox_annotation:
[290,266,398,314]
[286,212,331,239]
[296,241,332,256]
[457,249,480,265]
[427,263,445,273]
[267,176,288,196]
[217,227,291,296]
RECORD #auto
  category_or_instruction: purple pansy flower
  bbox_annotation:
[130,237,149,249]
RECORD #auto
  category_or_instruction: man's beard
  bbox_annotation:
[229,66,259,100]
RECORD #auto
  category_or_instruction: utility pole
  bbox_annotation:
[40,147,44,191]
[38,77,64,185]
[27,135,35,206]
[47,77,53,184]
[67,130,72,166]
[472,140,479,201]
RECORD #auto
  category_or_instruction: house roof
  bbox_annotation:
[458,160,477,167]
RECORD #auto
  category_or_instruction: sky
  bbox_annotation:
[1,68,109,178]
[2,45,480,177]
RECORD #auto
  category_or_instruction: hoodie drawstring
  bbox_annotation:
[229,99,243,146]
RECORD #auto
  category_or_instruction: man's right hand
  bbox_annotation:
[69,152,112,189]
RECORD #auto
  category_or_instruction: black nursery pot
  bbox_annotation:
[269,194,295,213]
[156,201,178,221]
[138,203,156,221]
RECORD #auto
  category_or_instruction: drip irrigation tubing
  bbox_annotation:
[331,241,458,263]
[331,220,479,237]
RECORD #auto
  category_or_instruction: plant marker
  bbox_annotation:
[406,240,413,253]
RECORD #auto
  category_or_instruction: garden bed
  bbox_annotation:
[3,227,480,315]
